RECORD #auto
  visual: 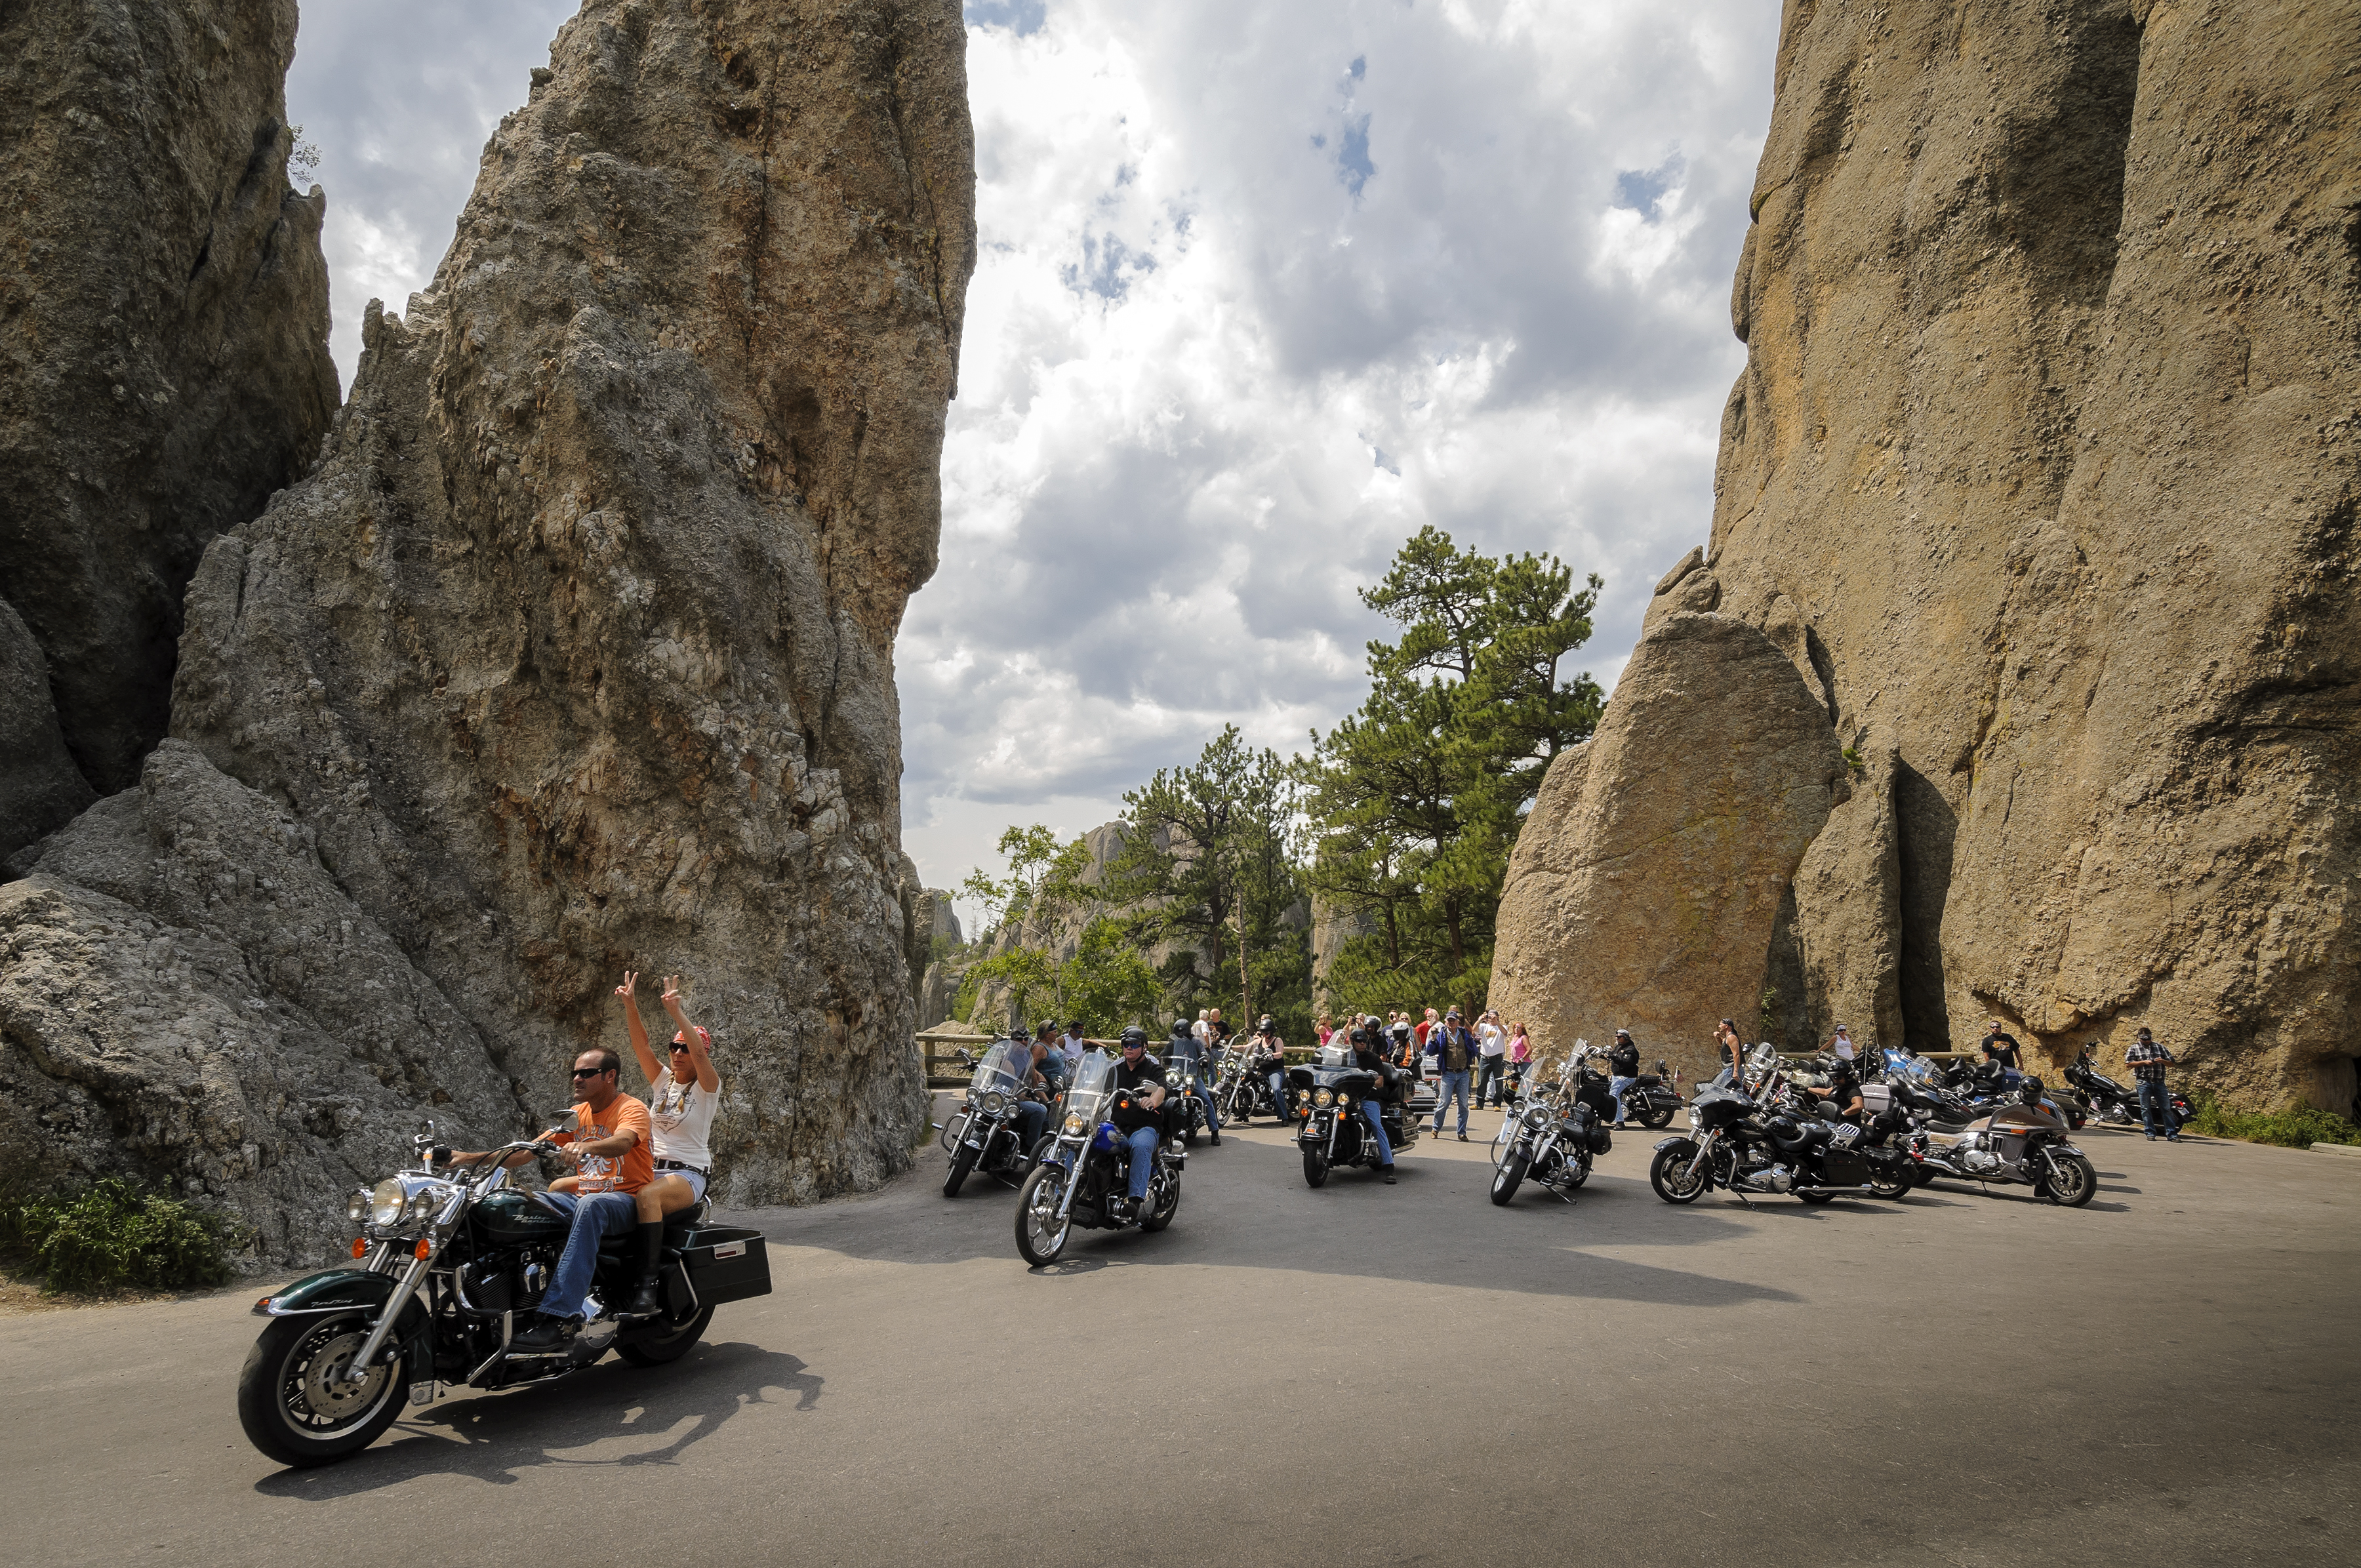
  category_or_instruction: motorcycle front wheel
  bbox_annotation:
[944,1141,979,1198]
[618,1305,716,1367]
[1565,1149,1592,1189]
[237,1312,409,1468]
[1649,1142,1709,1205]
[1302,1147,1329,1188]
[2038,1152,2097,1208]
[1490,1150,1527,1205]
[1015,1164,1072,1265]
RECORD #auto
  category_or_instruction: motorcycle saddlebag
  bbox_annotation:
[1823,1151,1871,1188]
[675,1225,772,1308]
[1586,1123,1612,1156]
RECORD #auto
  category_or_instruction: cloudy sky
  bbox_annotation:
[286,1,1779,932]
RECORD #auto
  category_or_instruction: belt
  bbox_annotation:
[655,1159,710,1176]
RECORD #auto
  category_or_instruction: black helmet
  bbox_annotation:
[1171,1017,1192,1036]
[1120,1026,1148,1049]
[1009,1022,1030,1040]
[1258,1015,1275,1032]
[1348,1026,1371,1046]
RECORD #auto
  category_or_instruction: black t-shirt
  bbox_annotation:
[1112,1055,1164,1128]
[1609,1041,1641,1076]
[1981,1033,2022,1070]
[1352,1047,1396,1101]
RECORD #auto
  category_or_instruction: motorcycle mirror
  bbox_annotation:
[545,1108,580,1131]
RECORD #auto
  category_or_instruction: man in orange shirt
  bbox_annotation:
[449,1046,651,1351]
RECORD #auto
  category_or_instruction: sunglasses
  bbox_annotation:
[571,1066,613,1079]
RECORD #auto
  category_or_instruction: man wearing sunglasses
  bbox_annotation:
[616,971,721,1316]
[447,1043,651,1350]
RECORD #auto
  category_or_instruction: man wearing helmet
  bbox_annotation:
[1167,1016,1221,1146]
[1109,1027,1170,1222]
[1347,1025,1400,1183]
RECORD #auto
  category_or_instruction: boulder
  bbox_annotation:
[1705,0,2360,1104]
[1,0,976,1251]
[1488,613,1845,1083]
[0,0,337,799]
[1,742,514,1264]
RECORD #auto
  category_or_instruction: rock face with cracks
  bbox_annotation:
[7,0,976,1256]
[0,0,336,803]
[1697,0,2360,1106]
[1488,613,1846,1084]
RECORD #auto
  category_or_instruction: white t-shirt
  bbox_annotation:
[1478,1023,1506,1057]
[649,1067,720,1171]
[1192,1020,1211,1045]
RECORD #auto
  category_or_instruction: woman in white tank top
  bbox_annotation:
[616,971,721,1216]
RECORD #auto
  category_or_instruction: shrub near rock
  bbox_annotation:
[7,1177,238,1296]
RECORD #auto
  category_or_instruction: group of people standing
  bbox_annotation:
[1315,1006,1531,1138]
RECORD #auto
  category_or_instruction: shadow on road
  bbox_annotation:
[251,1340,820,1498]
[740,1128,1809,1308]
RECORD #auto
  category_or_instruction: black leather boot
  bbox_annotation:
[625,1222,666,1316]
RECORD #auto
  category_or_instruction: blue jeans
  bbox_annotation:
[1123,1125,1163,1198]
[1360,1100,1393,1166]
[1013,1100,1049,1154]
[1194,1086,1221,1133]
[1609,1075,1638,1122]
[1268,1070,1291,1115]
[1433,1070,1471,1135]
[536,1190,637,1319]
[2137,1079,2177,1138]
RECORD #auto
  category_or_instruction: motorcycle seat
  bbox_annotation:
[594,1196,710,1253]
[1632,1074,1662,1087]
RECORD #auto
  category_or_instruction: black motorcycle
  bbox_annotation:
[1013,1051,1182,1264]
[938,1037,1051,1197]
[1217,1046,1289,1125]
[238,1117,770,1468]
[1291,1044,1417,1186]
[1165,1048,1217,1144]
[1649,1064,1912,1205]
[2065,1043,2191,1131]
[1564,1047,1676,1128]
[1489,1069,1608,1205]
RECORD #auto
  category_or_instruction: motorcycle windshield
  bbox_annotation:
[1064,1051,1116,1127]
[970,1043,1030,1098]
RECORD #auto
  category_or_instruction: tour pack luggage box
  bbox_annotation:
[674,1224,773,1308]
[1861,1083,1893,1116]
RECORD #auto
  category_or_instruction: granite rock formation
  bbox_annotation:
[5,0,975,1252]
[0,599,94,865]
[0,743,515,1263]
[1697,0,2360,1106]
[1487,613,1846,1083]
[0,0,337,802]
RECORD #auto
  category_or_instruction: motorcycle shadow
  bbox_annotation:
[1916,1180,2132,1213]
[251,1339,819,1498]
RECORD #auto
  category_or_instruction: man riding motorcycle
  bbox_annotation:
[1167,1016,1221,1146]
[1348,1026,1400,1184]
[1111,1027,1171,1221]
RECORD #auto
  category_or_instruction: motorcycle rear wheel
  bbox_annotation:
[1140,1178,1180,1233]
[944,1142,979,1199]
[2038,1152,2097,1208]
[1796,1189,1836,1205]
[618,1305,716,1367]
[1490,1151,1527,1205]
[1302,1147,1329,1188]
[237,1312,409,1468]
[1649,1143,1708,1205]
[1015,1164,1072,1265]
[1867,1164,1912,1200]
[1565,1150,1592,1189]
[1640,1104,1674,1130]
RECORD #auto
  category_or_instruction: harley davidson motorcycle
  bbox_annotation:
[938,1037,1050,1197]
[1166,1047,1217,1144]
[1216,1044,1288,1125]
[1649,1049,1914,1205]
[1490,1066,1609,1205]
[2064,1043,2191,1131]
[1013,1050,1183,1265]
[1291,1043,1418,1186]
[1899,1078,2097,1205]
[237,1118,771,1468]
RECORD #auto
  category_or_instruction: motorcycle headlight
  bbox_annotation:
[1165,1072,1180,1087]
[981,1091,1007,1114]
[346,1190,369,1225]
[370,1177,407,1229]
[1686,1108,1701,1127]
[1063,1113,1087,1136]
[1314,1088,1334,1108]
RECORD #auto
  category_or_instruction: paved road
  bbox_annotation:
[5,1108,2357,1567]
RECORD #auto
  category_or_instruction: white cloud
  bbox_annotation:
[284,0,1779,923]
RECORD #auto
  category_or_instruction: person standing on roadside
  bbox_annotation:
[1475,1009,1508,1107]
[1415,1007,1440,1054]
[1980,1018,2024,1072]
[1714,1019,1745,1080]
[1429,1009,1476,1140]
[1506,1022,1532,1100]
[2126,1027,2180,1142]
[1059,1020,1087,1076]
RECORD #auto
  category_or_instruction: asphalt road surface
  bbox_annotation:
[5,1106,2357,1567]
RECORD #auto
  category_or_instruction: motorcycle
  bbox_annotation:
[1902,1078,2097,1206]
[1166,1047,1217,1144]
[938,1038,1050,1197]
[1649,1048,1914,1205]
[1291,1043,1419,1186]
[1013,1050,1183,1264]
[237,1117,771,1468]
[1217,1045,1287,1125]
[1562,1045,1677,1128]
[1489,1067,1608,1205]
[2065,1043,2191,1131]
